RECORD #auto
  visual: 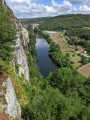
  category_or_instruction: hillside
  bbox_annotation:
[21,14,90,41]
[39,14,90,30]
[19,17,50,24]
[20,14,90,30]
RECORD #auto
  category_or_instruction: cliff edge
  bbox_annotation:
[0,0,30,119]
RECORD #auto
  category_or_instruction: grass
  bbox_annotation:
[49,33,82,69]
[78,63,90,77]
[49,33,74,53]
[66,52,82,69]
[83,27,90,30]
[0,103,2,112]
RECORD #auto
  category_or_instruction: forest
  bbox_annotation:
[39,14,90,31]
[20,14,90,30]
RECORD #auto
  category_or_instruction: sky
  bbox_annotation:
[5,0,90,18]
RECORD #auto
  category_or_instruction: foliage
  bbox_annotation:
[15,64,21,73]
[0,5,16,61]
[80,55,90,65]
[0,103,2,112]
[65,28,90,40]
[65,28,90,55]
[39,14,90,31]
[47,68,73,94]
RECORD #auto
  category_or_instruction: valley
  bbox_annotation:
[0,0,90,120]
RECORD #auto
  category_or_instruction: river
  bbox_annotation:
[35,37,57,78]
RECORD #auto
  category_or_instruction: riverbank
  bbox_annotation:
[47,32,82,69]
[39,31,72,68]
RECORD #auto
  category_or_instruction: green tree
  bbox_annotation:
[47,68,73,94]
[0,5,16,61]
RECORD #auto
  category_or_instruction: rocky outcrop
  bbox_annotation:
[13,22,30,82]
[14,31,30,82]
[17,23,29,46]
[21,26,29,46]
[0,74,21,119]
[1,0,7,10]
[3,78,21,118]
[1,1,30,82]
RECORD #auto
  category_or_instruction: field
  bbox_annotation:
[49,33,81,68]
[49,33,74,53]
[78,63,90,77]
[66,52,81,69]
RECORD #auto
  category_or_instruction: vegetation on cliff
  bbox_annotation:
[0,4,16,61]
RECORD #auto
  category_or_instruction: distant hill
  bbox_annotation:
[39,14,90,31]
[19,17,50,24]
[20,14,90,31]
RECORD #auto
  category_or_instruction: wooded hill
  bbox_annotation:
[39,14,90,30]
[20,14,90,30]
[21,14,90,40]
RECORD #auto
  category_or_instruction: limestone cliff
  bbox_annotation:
[0,0,30,119]
[2,78,21,119]
[14,28,30,82]
[0,0,30,82]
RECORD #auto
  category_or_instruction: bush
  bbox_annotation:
[72,54,75,57]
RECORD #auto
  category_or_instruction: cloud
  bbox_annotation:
[68,0,90,5]
[52,0,72,9]
[79,5,90,13]
[5,0,90,18]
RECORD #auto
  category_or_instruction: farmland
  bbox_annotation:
[49,33,82,68]
[49,33,74,53]
[78,63,90,77]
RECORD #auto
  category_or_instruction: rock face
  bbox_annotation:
[1,0,6,9]
[21,26,29,46]
[0,77,21,119]
[1,0,30,82]
[14,30,30,82]
[3,78,21,118]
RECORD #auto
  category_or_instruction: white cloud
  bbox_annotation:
[68,0,90,5]
[79,5,90,13]
[5,0,90,18]
[10,0,31,3]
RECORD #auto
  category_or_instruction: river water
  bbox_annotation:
[35,37,57,78]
